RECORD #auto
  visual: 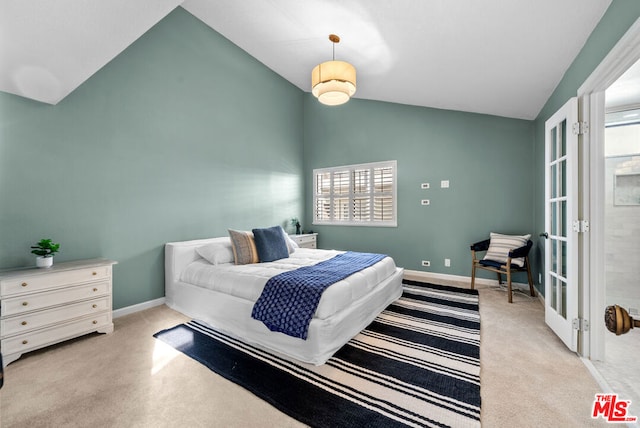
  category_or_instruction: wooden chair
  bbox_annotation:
[470,238,536,303]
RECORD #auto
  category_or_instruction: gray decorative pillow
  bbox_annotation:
[483,233,530,267]
[252,226,290,262]
[228,229,259,265]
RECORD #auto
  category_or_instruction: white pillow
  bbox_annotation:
[196,242,235,265]
[279,226,299,254]
[483,233,531,267]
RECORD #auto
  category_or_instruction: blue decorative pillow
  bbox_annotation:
[252,226,290,262]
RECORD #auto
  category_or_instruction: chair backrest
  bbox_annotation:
[512,240,533,259]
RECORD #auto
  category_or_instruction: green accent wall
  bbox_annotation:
[2,3,638,310]
[0,9,304,309]
[303,96,535,281]
[533,1,640,295]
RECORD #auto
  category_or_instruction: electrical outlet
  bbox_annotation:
[444,258,451,267]
[421,183,430,189]
[441,180,450,188]
[422,260,430,267]
[421,199,430,205]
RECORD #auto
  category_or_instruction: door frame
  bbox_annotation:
[577,17,640,360]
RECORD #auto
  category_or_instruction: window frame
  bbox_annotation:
[312,160,397,227]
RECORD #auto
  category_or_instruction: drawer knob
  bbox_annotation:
[92,272,97,276]
[92,320,98,324]
[22,301,28,306]
[92,304,97,308]
[93,288,98,292]
[21,321,27,326]
[21,282,28,287]
[22,340,28,345]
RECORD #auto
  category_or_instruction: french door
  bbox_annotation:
[544,97,579,352]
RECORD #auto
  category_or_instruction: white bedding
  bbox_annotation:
[179,248,398,320]
[165,237,404,365]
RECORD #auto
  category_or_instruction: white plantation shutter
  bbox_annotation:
[353,168,370,221]
[316,172,331,195]
[332,171,350,195]
[315,197,331,221]
[314,172,332,221]
[373,166,393,221]
[313,161,397,227]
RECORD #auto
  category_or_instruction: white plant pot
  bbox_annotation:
[36,256,53,268]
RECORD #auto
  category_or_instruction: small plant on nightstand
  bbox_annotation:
[291,217,301,235]
[30,238,60,268]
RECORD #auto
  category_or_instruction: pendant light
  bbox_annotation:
[311,34,356,106]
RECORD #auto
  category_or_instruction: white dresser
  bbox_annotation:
[0,258,116,367]
[289,233,318,249]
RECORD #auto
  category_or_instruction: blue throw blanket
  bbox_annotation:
[251,251,387,340]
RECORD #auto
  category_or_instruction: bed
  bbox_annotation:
[164,236,404,365]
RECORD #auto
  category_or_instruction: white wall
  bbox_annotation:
[604,124,640,315]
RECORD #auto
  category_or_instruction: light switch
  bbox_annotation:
[441,180,450,188]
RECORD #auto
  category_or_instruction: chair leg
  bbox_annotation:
[525,258,536,297]
[507,269,513,303]
[471,262,476,290]
[496,272,502,285]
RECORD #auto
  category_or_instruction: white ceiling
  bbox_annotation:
[1,0,614,120]
[0,0,183,106]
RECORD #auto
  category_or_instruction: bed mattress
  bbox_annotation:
[179,248,398,320]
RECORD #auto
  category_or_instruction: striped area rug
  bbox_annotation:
[154,281,481,427]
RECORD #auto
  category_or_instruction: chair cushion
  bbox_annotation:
[483,232,530,267]
[479,259,505,269]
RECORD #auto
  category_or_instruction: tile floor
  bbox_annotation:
[592,328,640,427]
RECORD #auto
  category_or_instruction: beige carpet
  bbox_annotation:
[0,283,608,427]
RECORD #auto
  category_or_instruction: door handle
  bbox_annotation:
[540,232,549,239]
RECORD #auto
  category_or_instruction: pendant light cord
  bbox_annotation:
[329,34,340,61]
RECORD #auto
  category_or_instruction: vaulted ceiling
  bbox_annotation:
[1,0,613,119]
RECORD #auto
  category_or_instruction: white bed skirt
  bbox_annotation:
[165,238,404,365]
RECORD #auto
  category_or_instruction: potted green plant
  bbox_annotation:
[291,217,301,235]
[31,238,60,268]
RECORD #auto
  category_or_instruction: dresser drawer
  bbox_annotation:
[1,281,110,317]
[1,266,110,297]
[1,296,110,337]
[293,234,317,248]
[1,313,111,356]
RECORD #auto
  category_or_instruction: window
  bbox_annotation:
[313,160,397,227]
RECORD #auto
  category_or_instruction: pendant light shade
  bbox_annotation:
[311,35,356,106]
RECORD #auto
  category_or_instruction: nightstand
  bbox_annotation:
[289,233,318,249]
[0,258,116,366]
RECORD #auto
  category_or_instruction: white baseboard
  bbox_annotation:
[111,272,539,319]
[403,269,536,293]
[113,297,166,319]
